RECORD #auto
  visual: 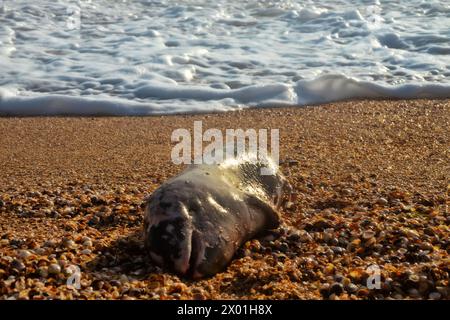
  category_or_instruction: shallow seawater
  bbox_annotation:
[0,0,449,115]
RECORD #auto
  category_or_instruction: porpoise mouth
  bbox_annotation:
[146,217,187,271]
[146,214,206,278]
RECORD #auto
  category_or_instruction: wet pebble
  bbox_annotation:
[63,239,76,249]
[319,283,330,297]
[436,286,448,297]
[362,230,376,240]
[342,188,352,196]
[330,283,344,295]
[299,231,313,243]
[48,263,61,274]
[43,240,57,248]
[408,274,420,282]
[377,197,389,206]
[364,237,376,248]
[332,246,345,254]
[11,259,25,271]
[287,232,300,242]
[120,274,129,284]
[38,266,48,278]
[17,250,32,260]
[408,288,420,298]
[82,239,93,248]
[171,293,181,299]
[357,288,370,297]
[81,249,92,255]
[279,242,289,253]
[345,283,358,293]
[34,248,47,255]
[428,292,441,300]
[420,242,433,251]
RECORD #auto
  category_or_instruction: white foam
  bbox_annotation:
[133,83,295,103]
[1,74,449,116]
[0,0,449,116]
[294,74,450,105]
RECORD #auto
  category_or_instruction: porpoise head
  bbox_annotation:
[143,188,194,275]
[144,184,233,279]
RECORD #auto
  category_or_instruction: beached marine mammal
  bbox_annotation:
[143,155,291,278]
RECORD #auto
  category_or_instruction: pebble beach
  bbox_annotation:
[0,99,448,300]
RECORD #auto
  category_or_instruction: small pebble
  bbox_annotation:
[357,288,369,297]
[34,248,46,255]
[407,274,420,287]
[334,274,344,282]
[362,230,376,240]
[38,266,48,278]
[420,242,433,251]
[319,283,330,297]
[82,240,93,248]
[346,283,358,293]
[43,240,57,248]
[330,283,344,295]
[11,259,25,271]
[408,288,420,298]
[364,237,376,247]
[63,239,76,249]
[48,263,61,274]
[299,231,313,243]
[436,286,448,297]
[287,232,300,241]
[172,293,181,299]
[279,242,289,253]
[120,274,129,283]
[17,250,32,260]
[62,207,73,216]
[342,188,352,196]
[392,293,403,299]
[428,292,441,300]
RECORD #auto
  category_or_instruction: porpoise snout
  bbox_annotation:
[144,199,202,276]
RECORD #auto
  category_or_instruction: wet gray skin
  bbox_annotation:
[143,159,289,278]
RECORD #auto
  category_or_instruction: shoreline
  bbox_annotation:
[2,96,450,118]
[0,99,448,299]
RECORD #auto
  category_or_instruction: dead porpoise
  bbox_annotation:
[143,155,290,278]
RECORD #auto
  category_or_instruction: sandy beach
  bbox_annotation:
[0,99,448,300]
